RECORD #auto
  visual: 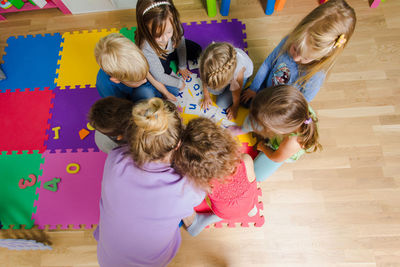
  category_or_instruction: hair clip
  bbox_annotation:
[334,34,347,48]
[143,1,171,15]
[304,117,312,125]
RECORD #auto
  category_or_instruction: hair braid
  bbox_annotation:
[200,42,237,90]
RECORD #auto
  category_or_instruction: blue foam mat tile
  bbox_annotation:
[0,33,63,93]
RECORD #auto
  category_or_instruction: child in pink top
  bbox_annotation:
[174,117,258,236]
[208,159,258,220]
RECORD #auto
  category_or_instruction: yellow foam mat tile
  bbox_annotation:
[55,29,119,89]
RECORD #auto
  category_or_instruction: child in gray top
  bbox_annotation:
[135,0,201,90]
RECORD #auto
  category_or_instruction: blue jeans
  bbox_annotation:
[131,81,180,103]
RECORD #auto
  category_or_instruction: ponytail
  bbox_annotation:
[127,98,182,166]
[297,110,322,153]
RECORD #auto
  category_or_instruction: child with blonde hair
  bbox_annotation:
[94,98,205,266]
[95,33,178,102]
[173,117,258,236]
[200,42,253,119]
[241,0,356,104]
[135,0,202,91]
[246,85,322,182]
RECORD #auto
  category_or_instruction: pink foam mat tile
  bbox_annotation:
[32,149,107,229]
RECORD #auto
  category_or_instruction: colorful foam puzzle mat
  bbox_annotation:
[0,19,264,230]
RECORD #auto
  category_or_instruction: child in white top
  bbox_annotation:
[200,42,253,119]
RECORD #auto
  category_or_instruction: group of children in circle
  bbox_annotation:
[89,0,356,266]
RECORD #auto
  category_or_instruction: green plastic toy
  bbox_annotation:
[10,0,24,9]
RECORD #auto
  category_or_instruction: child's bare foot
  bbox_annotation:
[182,212,196,227]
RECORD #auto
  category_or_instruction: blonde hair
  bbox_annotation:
[95,33,149,82]
[173,117,241,191]
[282,0,356,87]
[135,0,183,58]
[127,98,183,167]
[199,42,237,91]
[250,85,321,153]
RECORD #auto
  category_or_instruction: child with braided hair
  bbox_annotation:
[200,42,253,119]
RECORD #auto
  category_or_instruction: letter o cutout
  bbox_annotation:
[66,163,80,174]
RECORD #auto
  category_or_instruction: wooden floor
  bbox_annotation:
[1,0,400,266]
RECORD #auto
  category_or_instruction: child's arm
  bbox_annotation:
[257,136,301,163]
[247,37,288,95]
[300,71,326,102]
[175,36,192,80]
[142,42,185,89]
[242,153,256,183]
[227,67,245,119]
[147,72,177,101]
[201,86,213,110]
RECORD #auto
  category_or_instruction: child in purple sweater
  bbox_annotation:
[94,98,205,267]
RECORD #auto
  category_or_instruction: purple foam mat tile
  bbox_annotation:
[183,20,247,50]
[45,86,100,152]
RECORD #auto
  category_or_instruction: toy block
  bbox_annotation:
[265,0,276,15]
[369,0,381,8]
[275,0,286,11]
[220,0,230,16]
[206,0,217,17]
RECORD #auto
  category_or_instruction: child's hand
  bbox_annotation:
[201,94,212,110]
[227,105,239,120]
[165,92,177,102]
[241,89,256,103]
[182,212,196,227]
[256,140,266,152]
[178,68,192,80]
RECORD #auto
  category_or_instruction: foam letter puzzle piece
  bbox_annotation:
[86,122,95,131]
[66,163,80,174]
[18,174,37,189]
[43,178,61,192]
[79,128,90,140]
[52,126,61,139]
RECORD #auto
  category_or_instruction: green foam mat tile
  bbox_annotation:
[0,151,43,229]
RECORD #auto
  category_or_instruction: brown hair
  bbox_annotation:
[199,42,237,91]
[88,96,134,139]
[281,0,356,87]
[173,117,241,191]
[94,33,149,82]
[135,0,183,58]
[126,97,183,167]
[250,85,321,152]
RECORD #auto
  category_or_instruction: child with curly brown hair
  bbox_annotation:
[173,117,258,236]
